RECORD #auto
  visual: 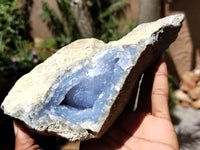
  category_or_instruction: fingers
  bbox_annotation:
[151,62,170,120]
[14,120,41,150]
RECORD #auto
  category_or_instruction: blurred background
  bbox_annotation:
[0,0,200,149]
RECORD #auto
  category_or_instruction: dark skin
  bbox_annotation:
[14,61,179,150]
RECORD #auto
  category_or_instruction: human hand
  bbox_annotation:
[14,61,179,150]
[14,121,41,150]
[14,120,58,150]
[80,61,179,150]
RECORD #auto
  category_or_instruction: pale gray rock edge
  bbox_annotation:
[1,14,184,141]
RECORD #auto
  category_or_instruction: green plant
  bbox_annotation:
[39,0,134,47]
[40,38,58,50]
[56,0,79,38]
[40,0,66,36]
[12,41,42,68]
[99,16,122,42]
[0,0,33,73]
[89,0,134,42]
[0,0,30,54]
[0,52,11,73]
[168,71,180,114]
[40,0,80,48]
[168,82,177,114]
[98,0,129,19]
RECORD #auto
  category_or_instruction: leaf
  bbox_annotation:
[99,0,129,19]
[40,0,66,36]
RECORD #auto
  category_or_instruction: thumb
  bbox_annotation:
[14,120,41,150]
[151,62,170,120]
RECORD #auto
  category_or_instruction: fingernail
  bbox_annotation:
[13,121,18,135]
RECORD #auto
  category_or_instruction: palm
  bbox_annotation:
[129,112,178,150]
[81,111,178,150]
[81,62,179,150]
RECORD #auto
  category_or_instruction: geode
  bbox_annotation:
[1,14,184,141]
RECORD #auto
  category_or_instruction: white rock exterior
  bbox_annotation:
[1,14,184,141]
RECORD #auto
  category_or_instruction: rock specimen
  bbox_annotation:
[1,14,184,141]
[174,89,192,103]
[180,71,199,91]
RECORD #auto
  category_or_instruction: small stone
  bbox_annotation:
[188,86,200,100]
[174,89,192,103]
[191,99,200,109]
[180,82,196,92]
[193,68,200,78]
[179,101,191,108]
[1,14,184,141]
[180,71,198,91]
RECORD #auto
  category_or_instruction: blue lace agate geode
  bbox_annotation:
[1,14,184,141]
[42,45,137,123]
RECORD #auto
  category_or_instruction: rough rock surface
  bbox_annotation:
[1,14,184,141]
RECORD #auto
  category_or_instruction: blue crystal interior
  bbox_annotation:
[39,45,137,124]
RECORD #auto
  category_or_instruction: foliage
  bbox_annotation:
[0,0,134,73]
[0,0,41,74]
[168,70,180,113]
[12,41,41,67]
[39,0,80,48]
[40,0,66,36]
[56,0,79,38]
[168,81,177,114]
[0,53,11,73]
[39,0,134,45]
[40,38,58,50]
[89,0,134,42]
[98,0,129,19]
[0,41,42,74]
[0,0,30,54]
[99,16,122,42]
